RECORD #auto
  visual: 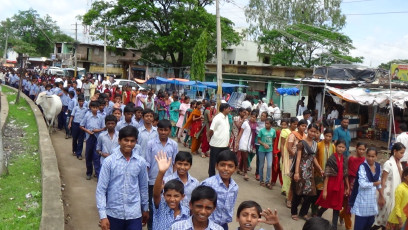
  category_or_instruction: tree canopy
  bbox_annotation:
[0,8,74,57]
[245,0,362,67]
[82,0,240,77]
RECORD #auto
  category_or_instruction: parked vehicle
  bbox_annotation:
[112,79,143,90]
[62,68,86,79]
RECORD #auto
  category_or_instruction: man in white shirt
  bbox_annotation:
[396,123,408,168]
[257,99,268,116]
[101,76,111,90]
[270,104,282,125]
[327,106,339,120]
[208,103,231,176]
[241,96,252,109]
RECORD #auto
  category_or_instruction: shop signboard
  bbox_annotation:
[391,64,408,81]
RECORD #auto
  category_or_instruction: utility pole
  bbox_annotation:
[104,25,107,80]
[15,53,25,104]
[216,0,223,110]
[74,22,78,78]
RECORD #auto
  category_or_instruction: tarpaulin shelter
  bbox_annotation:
[314,66,377,83]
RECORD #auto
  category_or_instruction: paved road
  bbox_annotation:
[51,130,342,230]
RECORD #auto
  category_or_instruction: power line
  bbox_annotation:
[346,11,408,16]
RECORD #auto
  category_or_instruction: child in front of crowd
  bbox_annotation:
[257,117,276,189]
[387,167,408,229]
[237,111,258,181]
[201,150,239,229]
[316,140,350,230]
[339,142,367,229]
[170,186,223,230]
[152,152,190,230]
[45,84,53,96]
[68,95,88,160]
[164,151,199,208]
[116,105,137,131]
[96,115,119,166]
[137,109,158,159]
[80,101,105,180]
[96,126,149,229]
[349,147,381,230]
[236,201,283,230]
[145,119,179,230]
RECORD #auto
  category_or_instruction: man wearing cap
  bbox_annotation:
[135,88,148,108]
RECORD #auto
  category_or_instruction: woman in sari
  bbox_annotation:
[164,93,171,119]
[183,100,196,148]
[230,108,248,168]
[156,93,166,120]
[183,101,203,155]
[201,102,213,158]
[169,95,181,137]
[373,142,405,229]
[281,117,301,208]
[176,96,190,143]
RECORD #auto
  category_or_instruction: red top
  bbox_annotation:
[273,129,281,155]
[348,156,365,177]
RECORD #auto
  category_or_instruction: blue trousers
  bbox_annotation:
[71,122,84,157]
[147,185,153,230]
[107,216,142,230]
[58,106,68,130]
[29,94,35,101]
[220,223,228,230]
[258,151,273,183]
[354,215,375,230]
[85,135,100,177]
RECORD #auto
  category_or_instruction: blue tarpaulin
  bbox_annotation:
[145,76,172,85]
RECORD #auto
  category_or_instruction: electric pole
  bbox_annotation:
[216,0,223,110]
[74,22,78,78]
[104,25,107,80]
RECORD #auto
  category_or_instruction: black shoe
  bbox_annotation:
[65,135,69,139]
[86,175,91,180]
[77,156,83,160]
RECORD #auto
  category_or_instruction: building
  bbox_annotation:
[53,42,147,79]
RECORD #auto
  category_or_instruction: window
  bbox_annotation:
[229,60,232,64]
[244,61,247,65]
[238,61,241,65]
[232,60,235,64]
[263,57,270,64]
[94,48,99,55]
[133,53,136,57]
[122,52,126,56]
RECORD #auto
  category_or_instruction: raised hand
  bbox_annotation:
[154,150,171,173]
[258,208,280,226]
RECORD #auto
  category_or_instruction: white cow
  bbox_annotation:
[35,92,62,133]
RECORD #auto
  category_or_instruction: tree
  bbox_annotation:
[378,59,408,70]
[245,0,361,67]
[0,9,73,57]
[191,29,208,81]
[82,0,240,77]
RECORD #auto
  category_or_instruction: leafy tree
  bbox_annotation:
[0,9,73,57]
[378,59,408,70]
[82,0,240,77]
[191,29,208,81]
[246,0,361,67]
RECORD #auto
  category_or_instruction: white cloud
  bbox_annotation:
[350,35,408,68]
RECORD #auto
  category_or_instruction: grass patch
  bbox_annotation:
[0,86,41,229]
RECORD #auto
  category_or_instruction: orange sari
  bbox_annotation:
[184,109,202,153]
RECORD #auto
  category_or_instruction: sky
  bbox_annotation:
[1,0,408,67]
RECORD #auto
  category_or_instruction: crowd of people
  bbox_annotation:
[3,66,408,230]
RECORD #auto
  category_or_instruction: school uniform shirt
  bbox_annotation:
[60,93,70,107]
[45,90,53,96]
[137,125,158,159]
[39,85,46,93]
[97,110,107,121]
[257,127,276,152]
[145,137,178,185]
[351,161,382,217]
[170,216,223,230]
[104,101,114,115]
[29,84,39,96]
[24,81,31,91]
[53,87,62,96]
[200,174,239,225]
[153,197,190,230]
[96,146,149,220]
[132,116,144,128]
[96,130,119,165]
[71,105,88,124]
[115,119,139,132]
[164,171,199,208]
[68,98,78,112]
[80,112,105,140]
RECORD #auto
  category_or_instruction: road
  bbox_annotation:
[51,130,343,230]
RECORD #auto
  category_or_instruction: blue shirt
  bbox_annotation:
[164,171,199,208]
[96,147,149,220]
[153,197,190,230]
[132,116,144,127]
[29,84,39,96]
[333,126,351,157]
[68,98,78,111]
[45,90,53,96]
[53,87,62,96]
[170,216,223,230]
[98,110,107,121]
[39,85,46,93]
[116,119,139,132]
[104,101,114,115]
[71,105,88,124]
[24,80,31,91]
[351,161,382,217]
[145,137,178,185]
[137,125,158,159]
[80,112,105,140]
[60,93,70,106]
[97,130,119,165]
[200,175,239,225]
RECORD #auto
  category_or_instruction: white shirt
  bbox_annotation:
[209,113,230,147]
[328,109,339,120]
[396,132,408,162]
[258,103,268,115]
[241,100,252,109]
[54,77,63,83]
[76,79,83,89]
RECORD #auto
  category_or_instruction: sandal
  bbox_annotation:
[243,175,249,181]
[291,215,298,221]
[260,181,265,187]
[183,142,187,147]
[265,183,273,190]
[201,153,207,158]
[300,215,311,221]
[286,199,292,208]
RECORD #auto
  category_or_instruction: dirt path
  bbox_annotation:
[51,129,342,230]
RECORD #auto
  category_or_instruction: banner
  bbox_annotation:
[391,64,408,81]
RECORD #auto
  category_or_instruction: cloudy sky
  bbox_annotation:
[1,0,407,67]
